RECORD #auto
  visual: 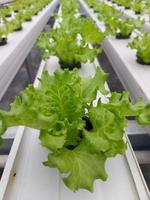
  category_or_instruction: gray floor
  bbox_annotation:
[98,51,125,93]
[141,164,150,189]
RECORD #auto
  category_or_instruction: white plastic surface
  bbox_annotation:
[0,0,59,100]
[0,0,14,4]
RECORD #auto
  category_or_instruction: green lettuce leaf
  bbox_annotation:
[81,67,108,104]
[44,142,107,192]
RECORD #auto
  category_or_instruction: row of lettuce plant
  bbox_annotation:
[86,0,150,65]
[0,0,50,46]
[108,0,150,23]
[87,0,144,38]
[1,0,150,193]
[109,0,149,15]
[108,0,150,64]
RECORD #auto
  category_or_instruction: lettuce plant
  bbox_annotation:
[0,6,12,18]
[23,7,33,21]
[118,0,131,8]
[10,0,23,12]
[0,68,150,191]
[96,3,123,35]
[0,26,8,45]
[31,4,41,15]
[113,18,143,39]
[86,0,100,8]
[128,32,150,64]
[132,0,143,14]
[97,3,122,22]
[61,0,80,18]
[8,13,23,32]
[37,16,105,69]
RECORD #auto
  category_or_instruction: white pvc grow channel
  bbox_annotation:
[0,0,59,100]
[0,0,15,4]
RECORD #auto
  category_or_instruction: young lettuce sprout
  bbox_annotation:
[128,32,150,64]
